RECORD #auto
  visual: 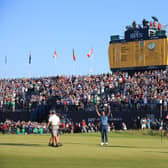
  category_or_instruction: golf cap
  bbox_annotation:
[52,110,56,114]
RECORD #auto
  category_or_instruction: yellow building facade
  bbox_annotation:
[108,38,168,71]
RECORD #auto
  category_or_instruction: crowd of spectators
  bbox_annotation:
[3,117,167,135]
[0,69,168,114]
[0,118,127,134]
[1,69,168,133]
[0,119,96,134]
[0,119,47,134]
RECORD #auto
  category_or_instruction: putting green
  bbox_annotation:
[0,131,168,168]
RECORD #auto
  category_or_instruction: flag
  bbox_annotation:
[5,56,7,64]
[53,51,57,58]
[73,49,76,61]
[87,48,93,58]
[29,51,31,64]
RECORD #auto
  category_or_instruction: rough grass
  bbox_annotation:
[0,131,168,168]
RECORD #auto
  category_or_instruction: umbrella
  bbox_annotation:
[152,16,158,22]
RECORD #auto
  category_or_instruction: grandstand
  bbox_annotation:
[0,70,168,129]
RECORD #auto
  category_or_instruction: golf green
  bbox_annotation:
[0,131,168,168]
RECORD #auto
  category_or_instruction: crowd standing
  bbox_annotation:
[1,115,168,135]
[0,119,47,134]
[0,70,168,113]
[0,69,168,133]
[0,118,99,135]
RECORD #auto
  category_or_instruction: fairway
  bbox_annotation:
[0,132,168,168]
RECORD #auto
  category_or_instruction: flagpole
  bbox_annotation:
[73,61,76,75]
[88,48,94,75]
[53,50,57,63]
[72,49,76,75]
[29,51,32,79]
[4,56,7,79]
[91,52,94,74]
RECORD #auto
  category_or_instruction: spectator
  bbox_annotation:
[122,122,127,131]
[146,118,151,129]
[141,117,146,129]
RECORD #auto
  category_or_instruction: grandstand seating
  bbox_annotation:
[0,70,168,126]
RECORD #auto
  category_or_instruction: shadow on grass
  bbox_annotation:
[98,145,142,149]
[0,143,42,147]
[64,142,83,145]
[145,151,168,154]
[158,151,168,154]
[65,142,141,149]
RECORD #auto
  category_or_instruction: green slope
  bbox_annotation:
[0,132,168,168]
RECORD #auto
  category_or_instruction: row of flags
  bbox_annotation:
[4,48,93,65]
[53,48,93,62]
[4,52,32,64]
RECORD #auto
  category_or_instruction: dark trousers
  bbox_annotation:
[101,125,108,143]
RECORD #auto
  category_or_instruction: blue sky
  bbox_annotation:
[0,0,168,78]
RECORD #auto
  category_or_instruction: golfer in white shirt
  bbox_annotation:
[47,110,61,147]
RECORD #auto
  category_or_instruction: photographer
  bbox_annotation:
[95,103,111,146]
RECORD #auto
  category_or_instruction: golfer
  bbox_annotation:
[95,104,111,146]
[47,110,61,147]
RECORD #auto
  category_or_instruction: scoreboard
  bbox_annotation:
[108,38,168,71]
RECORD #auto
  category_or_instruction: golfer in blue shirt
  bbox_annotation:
[95,104,111,146]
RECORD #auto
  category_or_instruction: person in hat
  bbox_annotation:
[47,110,61,147]
[95,104,111,146]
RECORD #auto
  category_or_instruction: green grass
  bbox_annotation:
[0,131,168,168]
